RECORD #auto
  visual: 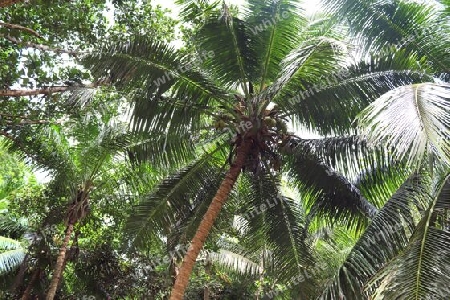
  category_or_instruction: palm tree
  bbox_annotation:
[311,0,450,297]
[318,82,450,299]
[2,91,138,299]
[84,0,440,297]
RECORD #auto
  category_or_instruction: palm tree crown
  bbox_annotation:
[83,0,449,298]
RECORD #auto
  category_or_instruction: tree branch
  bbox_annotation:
[0,21,42,38]
[1,34,81,55]
[0,0,26,8]
[0,85,98,97]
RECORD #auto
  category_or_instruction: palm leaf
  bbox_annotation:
[0,236,25,275]
[263,18,348,103]
[295,136,408,209]
[0,216,28,240]
[124,144,227,249]
[285,142,378,231]
[175,0,219,23]
[209,249,262,276]
[245,0,305,89]
[165,160,228,251]
[85,36,229,138]
[357,83,450,167]
[280,50,432,135]
[196,3,258,95]
[237,173,315,285]
[367,172,450,299]
[297,136,390,182]
[319,172,431,299]
[322,0,450,73]
[355,161,410,209]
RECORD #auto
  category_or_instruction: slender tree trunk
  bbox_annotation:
[0,0,24,7]
[170,139,252,299]
[0,86,74,97]
[0,22,42,37]
[203,253,211,300]
[21,267,40,300]
[12,253,29,293]
[1,34,81,55]
[45,223,74,300]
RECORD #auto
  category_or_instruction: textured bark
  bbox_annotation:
[170,139,252,299]
[0,87,72,97]
[21,267,40,300]
[46,184,91,299]
[45,223,74,300]
[11,253,29,293]
[0,0,24,7]
[0,22,42,38]
[1,34,80,55]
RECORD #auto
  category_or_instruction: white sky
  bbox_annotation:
[152,0,322,17]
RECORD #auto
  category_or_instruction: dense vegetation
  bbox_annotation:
[0,0,449,299]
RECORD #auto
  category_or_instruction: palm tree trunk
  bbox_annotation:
[46,223,74,300]
[21,267,40,300]
[12,253,29,293]
[170,139,252,299]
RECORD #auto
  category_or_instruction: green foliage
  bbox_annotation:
[0,0,449,299]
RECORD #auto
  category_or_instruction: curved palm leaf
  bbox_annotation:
[0,216,28,240]
[366,172,450,299]
[284,142,378,231]
[85,36,229,142]
[297,136,391,182]
[319,172,431,299]
[209,249,262,276]
[0,236,25,275]
[357,83,450,167]
[237,173,315,284]
[263,18,348,103]
[279,50,433,135]
[124,144,228,249]
[245,0,305,89]
[196,3,258,94]
[323,0,450,73]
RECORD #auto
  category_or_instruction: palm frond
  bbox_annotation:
[0,236,25,275]
[355,161,410,209]
[237,173,315,285]
[263,18,348,103]
[85,36,229,137]
[3,125,77,197]
[165,160,228,250]
[443,0,450,17]
[196,3,258,95]
[366,173,450,299]
[0,216,28,240]
[280,50,432,135]
[319,172,431,299]
[294,136,410,209]
[175,0,219,23]
[209,249,262,276]
[297,136,390,182]
[127,132,197,168]
[357,83,450,168]
[322,0,450,72]
[245,0,306,89]
[285,142,378,231]
[124,144,228,249]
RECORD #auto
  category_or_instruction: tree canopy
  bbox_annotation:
[0,0,449,299]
